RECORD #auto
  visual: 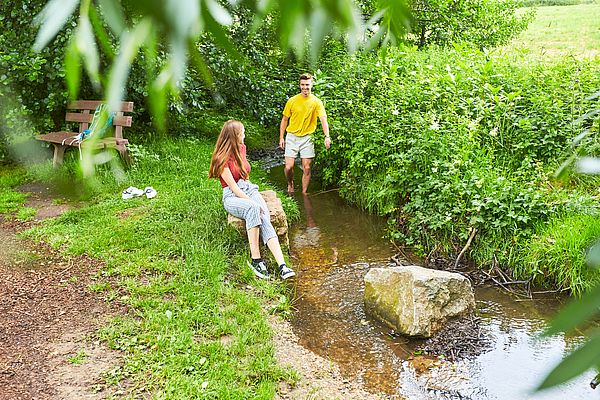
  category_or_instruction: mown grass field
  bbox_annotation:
[505,3,600,59]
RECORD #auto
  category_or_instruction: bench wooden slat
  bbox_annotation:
[65,113,132,127]
[67,100,134,112]
[37,131,129,148]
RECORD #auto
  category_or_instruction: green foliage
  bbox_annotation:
[0,1,68,161]
[409,0,535,49]
[32,0,410,131]
[0,166,29,213]
[521,0,596,6]
[315,45,600,274]
[0,1,72,130]
[519,212,600,295]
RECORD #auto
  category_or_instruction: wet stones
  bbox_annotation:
[364,265,475,338]
[227,190,289,247]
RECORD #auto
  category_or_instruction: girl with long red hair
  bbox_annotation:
[209,120,295,280]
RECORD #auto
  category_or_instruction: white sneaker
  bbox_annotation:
[144,186,157,199]
[279,264,296,280]
[122,186,144,199]
[248,261,270,279]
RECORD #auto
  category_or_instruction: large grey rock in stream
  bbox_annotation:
[364,266,475,338]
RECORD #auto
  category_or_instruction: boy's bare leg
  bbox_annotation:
[284,156,295,192]
[301,158,312,194]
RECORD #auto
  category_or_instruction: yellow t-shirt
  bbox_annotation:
[283,94,326,137]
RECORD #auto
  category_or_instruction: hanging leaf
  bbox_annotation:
[309,8,331,63]
[537,328,600,390]
[586,240,600,269]
[107,19,152,112]
[33,0,79,51]
[544,283,600,337]
[89,4,115,60]
[98,0,126,35]
[205,0,233,26]
[76,15,100,87]
[64,36,81,100]
[575,157,600,175]
[202,4,242,60]
[166,0,201,39]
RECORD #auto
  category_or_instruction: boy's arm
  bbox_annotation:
[279,116,289,149]
[319,115,331,149]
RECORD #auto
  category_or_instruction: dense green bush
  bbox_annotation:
[314,45,600,283]
[0,0,71,161]
[409,0,535,48]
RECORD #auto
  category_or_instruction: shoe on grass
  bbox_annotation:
[144,186,157,199]
[279,264,296,280]
[122,186,144,199]
[248,260,270,279]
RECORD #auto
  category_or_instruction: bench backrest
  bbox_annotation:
[65,100,134,141]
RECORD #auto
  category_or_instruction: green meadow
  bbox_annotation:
[506,3,600,59]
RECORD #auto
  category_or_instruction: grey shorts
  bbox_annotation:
[284,133,314,159]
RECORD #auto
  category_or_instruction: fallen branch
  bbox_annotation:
[454,227,477,269]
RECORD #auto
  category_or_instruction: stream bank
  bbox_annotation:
[266,163,598,400]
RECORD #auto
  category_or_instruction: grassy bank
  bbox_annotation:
[315,39,600,294]
[1,137,299,398]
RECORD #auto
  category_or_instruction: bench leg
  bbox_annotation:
[52,144,67,167]
[116,145,132,167]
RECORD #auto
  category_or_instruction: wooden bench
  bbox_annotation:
[36,100,133,167]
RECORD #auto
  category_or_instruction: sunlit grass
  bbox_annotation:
[518,212,600,296]
[503,4,600,60]
[15,138,299,398]
[0,166,28,213]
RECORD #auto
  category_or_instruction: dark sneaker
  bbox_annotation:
[248,260,270,279]
[279,264,296,280]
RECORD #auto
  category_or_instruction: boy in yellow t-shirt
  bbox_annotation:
[279,73,331,193]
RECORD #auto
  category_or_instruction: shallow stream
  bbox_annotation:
[268,165,597,400]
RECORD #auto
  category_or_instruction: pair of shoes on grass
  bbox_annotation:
[248,260,296,280]
[122,186,157,199]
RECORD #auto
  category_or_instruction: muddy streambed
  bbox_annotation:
[267,165,597,400]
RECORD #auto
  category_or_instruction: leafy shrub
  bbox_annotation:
[520,0,596,6]
[409,0,535,49]
[315,45,600,277]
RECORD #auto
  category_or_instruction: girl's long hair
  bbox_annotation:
[208,120,248,180]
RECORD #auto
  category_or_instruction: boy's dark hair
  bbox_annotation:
[299,73,313,82]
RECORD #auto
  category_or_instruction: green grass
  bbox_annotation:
[13,138,299,399]
[517,212,600,296]
[0,166,28,213]
[504,4,600,59]
[68,349,88,365]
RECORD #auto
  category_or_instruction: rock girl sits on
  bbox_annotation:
[208,120,295,280]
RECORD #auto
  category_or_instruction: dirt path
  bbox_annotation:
[0,185,124,400]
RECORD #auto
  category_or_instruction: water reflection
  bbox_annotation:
[267,165,597,399]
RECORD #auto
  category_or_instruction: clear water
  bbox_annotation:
[268,165,598,399]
